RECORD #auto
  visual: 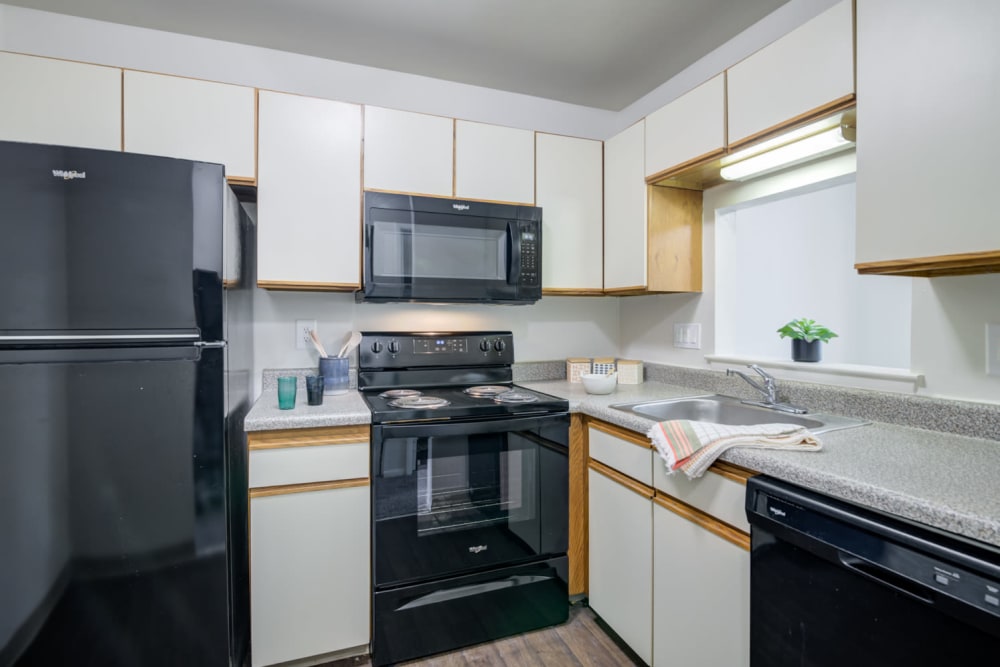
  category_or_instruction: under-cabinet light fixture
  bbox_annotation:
[720,121,854,182]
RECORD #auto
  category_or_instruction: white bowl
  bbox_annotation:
[581,373,617,395]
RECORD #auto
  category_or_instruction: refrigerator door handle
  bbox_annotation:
[0,333,200,342]
[194,341,227,348]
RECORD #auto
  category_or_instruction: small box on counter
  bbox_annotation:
[566,358,591,383]
[591,357,617,376]
[615,359,643,384]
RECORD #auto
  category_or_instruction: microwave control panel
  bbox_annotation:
[520,226,539,286]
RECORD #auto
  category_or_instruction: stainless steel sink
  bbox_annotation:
[611,394,868,434]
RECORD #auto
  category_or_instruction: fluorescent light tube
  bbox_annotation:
[720,126,852,181]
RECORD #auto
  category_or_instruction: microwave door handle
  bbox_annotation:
[506,221,521,285]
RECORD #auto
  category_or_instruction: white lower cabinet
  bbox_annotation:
[652,497,750,667]
[588,465,653,665]
[248,426,370,667]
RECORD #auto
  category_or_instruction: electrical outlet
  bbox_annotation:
[987,323,1000,377]
[295,319,317,350]
[673,323,702,349]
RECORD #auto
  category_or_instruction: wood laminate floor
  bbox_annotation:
[326,604,639,667]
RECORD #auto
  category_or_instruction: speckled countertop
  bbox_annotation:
[244,377,1000,548]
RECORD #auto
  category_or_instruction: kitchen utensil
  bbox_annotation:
[308,329,328,358]
[337,331,362,358]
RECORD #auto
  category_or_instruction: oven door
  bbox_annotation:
[371,413,568,588]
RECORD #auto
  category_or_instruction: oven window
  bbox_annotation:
[373,427,565,587]
[415,435,535,535]
[371,216,506,281]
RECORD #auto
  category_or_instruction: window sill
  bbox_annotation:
[704,354,925,393]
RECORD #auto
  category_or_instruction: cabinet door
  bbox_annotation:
[455,120,534,204]
[251,483,370,667]
[653,498,749,667]
[363,106,453,197]
[604,121,647,291]
[588,466,652,665]
[123,71,255,181]
[257,91,362,289]
[536,133,603,292]
[0,52,121,150]
[727,0,854,146]
[855,0,1000,267]
[644,74,725,179]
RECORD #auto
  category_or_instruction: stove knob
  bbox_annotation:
[494,340,506,352]
[371,341,383,354]
[387,340,400,354]
[479,339,491,352]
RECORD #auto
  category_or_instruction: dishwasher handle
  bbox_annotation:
[838,552,935,604]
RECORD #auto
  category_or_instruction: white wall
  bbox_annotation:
[253,290,620,396]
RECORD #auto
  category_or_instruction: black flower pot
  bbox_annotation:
[792,339,822,362]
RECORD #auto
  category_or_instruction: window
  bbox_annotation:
[715,177,911,369]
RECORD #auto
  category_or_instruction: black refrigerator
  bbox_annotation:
[0,140,253,666]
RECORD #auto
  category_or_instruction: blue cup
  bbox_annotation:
[319,356,349,395]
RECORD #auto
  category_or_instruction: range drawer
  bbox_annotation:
[248,425,370,488]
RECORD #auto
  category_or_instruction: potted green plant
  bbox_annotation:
[777,318,838,362]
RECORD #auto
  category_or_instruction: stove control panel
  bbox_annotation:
[360,331,515,369]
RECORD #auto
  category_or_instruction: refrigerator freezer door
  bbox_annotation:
[0,141,224,341]
[0,346,242,666]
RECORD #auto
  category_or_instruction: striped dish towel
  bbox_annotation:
[647,420,822,479]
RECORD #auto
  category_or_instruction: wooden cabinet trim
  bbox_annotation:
[653,492,750,551]
[855,250,1000,277]
[587,418,652,449]
[541,288,606,297]
[726,94,856,153]
[257,280,361,292]
[227,176,256,187]
[709,461,756,485]
[569,414,588,596]
[248,425,370,450]
[589,460,654,499]
[249,477,369,498]
[644,147,726,185]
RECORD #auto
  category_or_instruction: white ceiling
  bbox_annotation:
[4,0,791,110]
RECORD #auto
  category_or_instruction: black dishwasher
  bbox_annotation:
[746,476,1000,666]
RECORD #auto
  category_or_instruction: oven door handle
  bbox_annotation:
[377,413,567,440]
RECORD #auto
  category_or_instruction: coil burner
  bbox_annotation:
[387,395,450,409]
[463,385,513,398]
[379,389,422,399]
[493,390,539,404]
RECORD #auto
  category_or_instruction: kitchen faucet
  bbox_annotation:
[726,364,808,414]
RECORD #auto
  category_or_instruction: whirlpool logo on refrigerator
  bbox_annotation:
[468,545,488,554]
[452,203,470,211]
[52,169,87,180]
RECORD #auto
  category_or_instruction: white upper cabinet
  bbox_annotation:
[123,71,256,181]
[535,132,604,292]
[363,106,453,197]
[0,52,121,151]
[454,120,534,204]
[644,74,725,179]
[257,91,362,289]
[605,121,648,291]
[855,0,1000,271]
[727,0,854,146]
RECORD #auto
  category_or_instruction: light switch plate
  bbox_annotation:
[674,323,702,349]
[987,323,1000,377]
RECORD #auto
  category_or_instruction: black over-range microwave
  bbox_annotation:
[357,191,543,304]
